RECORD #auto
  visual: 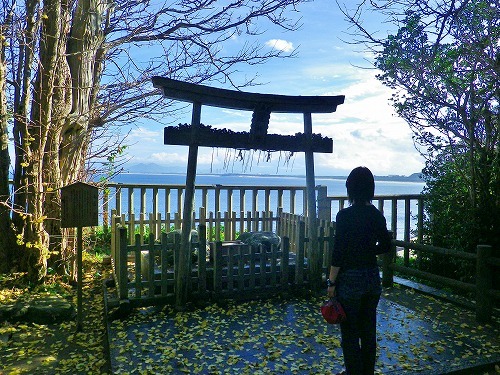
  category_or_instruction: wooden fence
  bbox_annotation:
[380,240,499,323]
[109,210,335,310]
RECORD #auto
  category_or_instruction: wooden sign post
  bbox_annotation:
[61,182,99,331]
[152,77,345,305]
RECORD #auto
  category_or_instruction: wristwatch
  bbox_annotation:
[327,279,336,288]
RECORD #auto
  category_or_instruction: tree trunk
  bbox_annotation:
[0,21,18,272]
[21,0,63,281]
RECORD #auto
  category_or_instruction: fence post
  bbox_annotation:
[382,232,395,288]
[476,244,492,323]
[282,236,290,288]
[213,241,223,293]
[103,189,109,233]
[295,220,305,285]
[198,224,207,296]
[110,211,118,262]
[119,227,129,300]
[317,185,330,221]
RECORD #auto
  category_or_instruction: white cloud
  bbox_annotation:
[129,127,162,143]
[265,39,294,52]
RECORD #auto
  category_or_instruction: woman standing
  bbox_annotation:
[327,166,391,375]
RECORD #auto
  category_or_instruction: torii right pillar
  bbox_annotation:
[303,111,322,290]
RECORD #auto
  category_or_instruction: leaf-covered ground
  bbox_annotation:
[1,259,499,375]
[0,257,110,374]
[107,285,500,375]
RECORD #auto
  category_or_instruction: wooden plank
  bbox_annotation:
[238,245,245,291]
[140,213,146,245]
[152,187,159,218]
[296,221,305,285]
[231,211,237,241]
[128,188,134,222]
[239,189,246,214]
[216,212,222,241]
[160,233,169,297]
[224,212,229,241]
[239,211,245,237]
[156,213,161,241]
[392,239,477,260]
[282,237,289,287]
[129,213,135,246]
[227,245,234,292]
[391,264,476,292]
[212,242,222,293]
[164,127,333,153]
[140,187,146,215]
[119,228,128,300]
[165,188,171,220]
[197,225,207,296]
[148,234,155,298]
[134,234,142,298]
[152,76,344,113]
[270,246,277,287]
[215,187,221,214]
[249,246,256,289]
[115,187,122,216]
[391,198,397,237]
[246,210,252,232]
[262,245,268,288]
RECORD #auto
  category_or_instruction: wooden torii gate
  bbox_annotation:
[152,76,344,307]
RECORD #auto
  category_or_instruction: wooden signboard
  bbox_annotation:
[61,182,98,228]
[60,181,98,331]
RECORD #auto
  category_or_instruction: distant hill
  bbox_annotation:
[316,173,423,182]
[125,163,424,182]
[373,173,424,182]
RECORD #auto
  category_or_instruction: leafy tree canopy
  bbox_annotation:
[339,0,499,249]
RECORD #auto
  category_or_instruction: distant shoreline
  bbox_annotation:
[122,163,424,183]
[117,171,424,183]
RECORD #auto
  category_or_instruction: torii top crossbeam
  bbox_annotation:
[152,76,344,113]
[152,76,345,306]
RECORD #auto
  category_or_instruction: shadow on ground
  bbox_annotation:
[106,284,499,374]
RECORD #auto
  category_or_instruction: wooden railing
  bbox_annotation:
[380,240,499,323]
[101,183,423,242]
[317,187,424,242]
[102,182,307,227]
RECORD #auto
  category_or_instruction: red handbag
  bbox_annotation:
[320,297,346,324]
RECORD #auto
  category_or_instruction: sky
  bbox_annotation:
[122,0,426,177]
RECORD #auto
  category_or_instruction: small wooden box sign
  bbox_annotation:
[60,182,99,228]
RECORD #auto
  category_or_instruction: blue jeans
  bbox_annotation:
[337,268,381,375]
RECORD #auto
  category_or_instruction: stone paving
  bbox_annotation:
[106,284,499,374]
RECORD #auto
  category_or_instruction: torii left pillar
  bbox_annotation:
[176,101,201,308]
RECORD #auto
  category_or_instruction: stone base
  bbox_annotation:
[0,294,75,324]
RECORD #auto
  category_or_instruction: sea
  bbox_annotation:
[107,173,425,196]
[103,173,425,239]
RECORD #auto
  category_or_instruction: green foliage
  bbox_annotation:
[420,150,499,283]
[365,0,500,284]
[85,227,111,257]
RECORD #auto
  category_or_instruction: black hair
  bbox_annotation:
[346,166,375,204]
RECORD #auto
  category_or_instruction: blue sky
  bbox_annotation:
[124,0,425,177]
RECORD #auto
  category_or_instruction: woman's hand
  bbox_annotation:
[327,285,336,298]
